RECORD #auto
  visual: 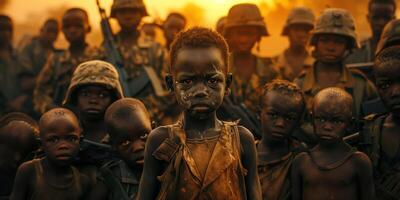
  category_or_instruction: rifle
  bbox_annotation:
[346,62,374,80]
[96,0,131,97]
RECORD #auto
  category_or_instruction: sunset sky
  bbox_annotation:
[0,0,389,56]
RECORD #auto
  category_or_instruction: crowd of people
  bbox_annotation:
[0,0,400,199]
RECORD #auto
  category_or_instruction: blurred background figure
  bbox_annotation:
[273,7,315,81]
[215,16,227,34]
[162,12,186,50]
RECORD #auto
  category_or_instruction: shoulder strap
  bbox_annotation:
[100,166,131,200]
[152,125,181,162]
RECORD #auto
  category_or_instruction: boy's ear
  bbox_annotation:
[165,75,174,92]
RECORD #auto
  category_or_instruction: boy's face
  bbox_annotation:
[287,24,312,48]
[77,85,112,121]
[368,3,395,37]
[41,22,59,46]
[261,91,303,141]
[313,98,352,141]
[315,34,347,62]
[115,8,143,30]
[110,111,150,167]
[163,16,186,44]
[226,26,260,53]
[0,122,36,173]
[41,114,80,166]
[173,47,227,120]
[62,11,89,44]
[375,63,400,117]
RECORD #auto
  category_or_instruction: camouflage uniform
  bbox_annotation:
[97,160,141,200]
[33,45,103,114]
[109,0,169,124]
[224,4,279,115]
[63,60,124,185]
[274,7,315,81]
[17,36,54,76]
[361,113,400,200]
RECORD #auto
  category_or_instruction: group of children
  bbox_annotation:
[0,6,400,200]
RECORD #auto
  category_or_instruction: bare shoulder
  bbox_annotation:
[16,159,36,177]
[146,126,171,152]
[292,152,310,166]
[237,125,256,145]
[350,151,372,168]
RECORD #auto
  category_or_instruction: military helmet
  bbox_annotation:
[111,0,148,18]
[310,8,359,48]
[63,60,124,106]
[224,3,269,36]
[282,7,315,35]
[376,19,400,55]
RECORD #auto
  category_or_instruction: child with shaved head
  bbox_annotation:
[291,87,375,200]
[10,108,91,200]
[0,113,39,198]
[90,98,151,200]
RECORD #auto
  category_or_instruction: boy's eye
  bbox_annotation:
[98,92,109,99]
[315,117,326,123]
[119,140,131,147]
[207,78,219,84]
[80,91,90,97]
[333,119,345,124]
[376,81,391,90]
[47,137,59,143]
[180,79,193,85]
[285,115,297,121]
[67,135,79,143]
[267,112,278,119]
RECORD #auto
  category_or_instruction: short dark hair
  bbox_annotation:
[0,14,12,23]
[43,18,59,27]
[169,27,229,73]
[0,112,38,135]
[261,79,306,109]
[63,8,89,24]
[374,45,400,70]
[166,12,187,24]
[369,0,396,13]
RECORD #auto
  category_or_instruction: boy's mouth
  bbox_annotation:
[271,132,286,139]
[191,104,212,112]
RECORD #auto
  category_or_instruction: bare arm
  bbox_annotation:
[137,127,169,200]
[9,162,33,200]
[354,152,375,200]
[291,153,305,200]
[238,126,262,200]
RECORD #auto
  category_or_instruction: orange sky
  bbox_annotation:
[1,0,393,56]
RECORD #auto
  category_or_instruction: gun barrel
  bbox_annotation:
[343,132,360,142]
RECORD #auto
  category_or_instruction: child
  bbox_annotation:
[10,108,91,200]
[291,87,375,200]
[362,45,400,199]
[90,98,151,200]
[257,79,306,200]
[137,27,262,200]
[0,113,38,198]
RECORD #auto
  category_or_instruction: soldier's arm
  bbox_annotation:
[238,126,262,200]
[9,162,34,200]
[33,53,56,114]
[353,152,375,200]
[291,153,306,200]
[137,127,169,200]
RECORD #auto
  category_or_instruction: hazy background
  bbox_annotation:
[1,0,399,56]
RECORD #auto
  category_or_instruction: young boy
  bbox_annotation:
[257,79,306,200]
[291,87,375,200]
[34,8,103,114]
[10,108,91,200]
[294,8,379,146]
[0,113,39,198]
[362,45,400,199]
[90,98,150,200]
[138,27,262,200]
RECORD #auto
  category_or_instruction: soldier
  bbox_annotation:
[273,7,315,81]
[361,45,400,199]
[0,15,20,110]
[18,19,59,77]
[346,0,396,64]
[33,8,103,114]
[138,27,262,200]
[294,8,380,146]
[223,3,279,116]
[107,0,169,124]
[163,12,186,50]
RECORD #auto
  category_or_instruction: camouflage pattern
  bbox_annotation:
[113,32,170,124]
[33,45,104,114]
[97,160,141,200]
[310,8,359,49]
[224,3,268,36]
[376,19,400,55]
[229,56,279,115]
[110,0,148,18]
[273,51,314,81]
[282,7,315,35]
[63,60,124,107]
[17,36,54,76]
